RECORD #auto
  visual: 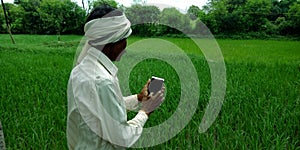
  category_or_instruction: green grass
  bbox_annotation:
[0,34,300,149]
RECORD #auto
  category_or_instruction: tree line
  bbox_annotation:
[197,0,300,37]
[1,0,300,37]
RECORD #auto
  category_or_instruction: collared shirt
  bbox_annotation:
[67,47,148,150]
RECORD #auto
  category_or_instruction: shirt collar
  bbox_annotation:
[87,47,118,76]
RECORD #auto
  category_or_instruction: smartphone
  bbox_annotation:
[148,76,164,95]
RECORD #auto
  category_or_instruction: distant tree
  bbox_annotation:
[279,0,297,13]
[38,0,85,37]
[242,0,272,32]
[267,0,296,22]
[60,0,86,34]
[90,0,118,10]
[3,0,299,37]
[269,0,282,21]
[38,0,64,36]
[187,5,201,20]
[18,0,42,34]
[159,7,191,34]
[198,0,299,36]
[6,3,25,34]
[198,12,218,34]
[208,0,228,33]
[287,1,300,35]
[125,4,160,36]
[125,4,160,24]
[226,0,247,13]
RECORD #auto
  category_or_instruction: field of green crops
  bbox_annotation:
[0,34,300,149]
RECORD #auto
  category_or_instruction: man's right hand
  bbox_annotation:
[140,86,165,116]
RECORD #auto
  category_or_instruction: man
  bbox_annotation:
[67,4,165,150]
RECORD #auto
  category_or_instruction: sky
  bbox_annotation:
[3,0,208,12]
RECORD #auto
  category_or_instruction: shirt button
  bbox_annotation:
[96,76,100,79]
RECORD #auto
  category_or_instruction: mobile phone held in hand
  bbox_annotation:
[148,76,164,95]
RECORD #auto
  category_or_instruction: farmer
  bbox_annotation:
[67,4,165,150]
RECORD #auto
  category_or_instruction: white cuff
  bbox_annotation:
[124,94,140,111]
[127,110,148,127]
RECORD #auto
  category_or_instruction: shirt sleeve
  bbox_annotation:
[123,95,140,111]
[74,78,148,148]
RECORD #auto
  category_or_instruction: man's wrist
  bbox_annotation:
[140,110,150,116]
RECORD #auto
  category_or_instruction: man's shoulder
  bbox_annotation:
[95,75,115,87]
[69,63,117,89]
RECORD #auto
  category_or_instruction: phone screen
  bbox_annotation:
[148,76,164,94]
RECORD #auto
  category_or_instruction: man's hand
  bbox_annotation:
[137,79,151,101]
[140,86,165,116]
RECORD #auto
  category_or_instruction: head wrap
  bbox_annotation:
[74,13,132,66]
[84,14,132,46]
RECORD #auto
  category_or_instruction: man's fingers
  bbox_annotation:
[154,94,164,104]
[146,95,151,100]
[145,79,151,87]
[144,90,148,96]
[142,87,166,113]
[149,92,154,97]
[161,97,165,102]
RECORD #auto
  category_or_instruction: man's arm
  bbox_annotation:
[74,79,148,148]
[124,95,140,111]
[124,80,151,111]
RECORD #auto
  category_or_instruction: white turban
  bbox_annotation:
[84,14,132,46]
[74,14,132,66]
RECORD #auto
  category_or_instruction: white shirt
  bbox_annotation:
[67,47,148,150]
